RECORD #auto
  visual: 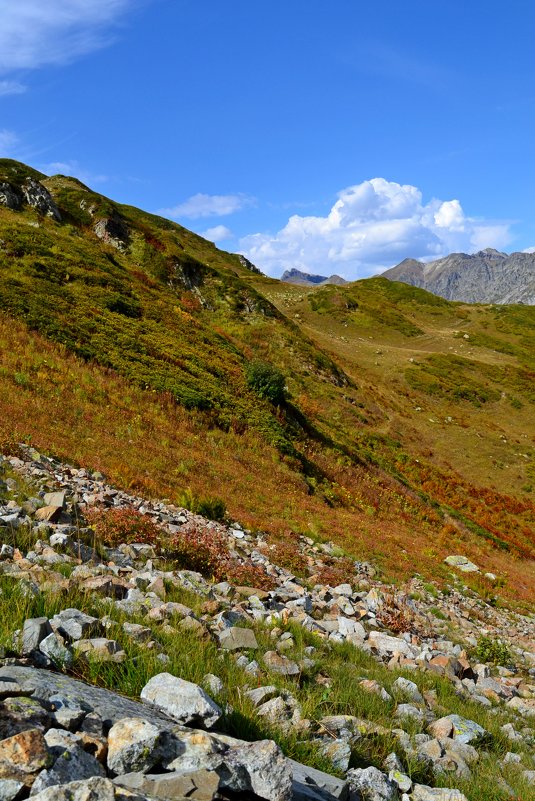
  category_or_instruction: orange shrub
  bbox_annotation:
[85,505,163,548]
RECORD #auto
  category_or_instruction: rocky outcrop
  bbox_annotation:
[93,214,129,250]
[238,254,264,275]
[0,182,22,210]
[382,248,535,305]
[0,178,61,220]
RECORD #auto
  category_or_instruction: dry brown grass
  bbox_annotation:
[1,314,533,606]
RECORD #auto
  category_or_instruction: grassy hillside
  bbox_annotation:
[0,159,533,605]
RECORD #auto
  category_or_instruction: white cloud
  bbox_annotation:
[0,129,19,156]
[0,1,132,74]
[240,178,512,279]
[161,192,255,220]
[200,225,233,242]
[0,80,26,96]
[41,160,109,185]
[522,246,535,254]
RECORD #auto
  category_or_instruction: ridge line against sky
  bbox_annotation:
[1,0,535,278]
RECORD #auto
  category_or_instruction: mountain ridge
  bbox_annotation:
[281,268,348,286]
[382,248,535,304]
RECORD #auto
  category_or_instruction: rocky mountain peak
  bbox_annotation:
[382,249,535,304]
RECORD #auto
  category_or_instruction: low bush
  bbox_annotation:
[314,556,357,588]
[168,524,275,588]
[264,536,308,576]
[168,524,228,576]
[246,360,286,405]
[475,636,511,665]
[85,506,163,548]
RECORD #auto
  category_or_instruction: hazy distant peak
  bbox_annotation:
[281,268,348,286]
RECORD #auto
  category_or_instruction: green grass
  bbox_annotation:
[0,573,531,800]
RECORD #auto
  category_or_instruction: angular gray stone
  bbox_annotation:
[140,672,221,729]
[39,633,72,668]
[319,740,351,773]
[21,179,61,221]
[395,704,425,724]
[221,739,293,801]
[506,697,535,717]
[107,718,163,775]
[446,714,488,745]
[73,638,125,662]
[162,728,226,774]
[50,609,101,641]
[29,744,105,795]
[202,674,224,697]
[0,779,24,801]
[0,666,183,731]
[289,758,349,801]
[444,556,479,573]
[368,632,414,658]
[411,786,468,801]
[43,492,66,509]
[218,627,258,651]
[347,766,399,800]
[245,685,279,708]
[21,618,52,655]
[48,696,85,730]
[114,769,217,800]
[30,777,115,801]
[0,183,21,211]
[0,681,26,700]
[0,697,52,739]
[263,651,300,676]
[392,677,423,704]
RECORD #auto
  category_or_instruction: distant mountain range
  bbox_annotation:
[280,268,348,287]
[382,248,535,305]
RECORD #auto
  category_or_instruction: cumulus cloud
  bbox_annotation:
[0,0,132,74]
[240,178,512,279]
[200,225,233,242]
[161,192,255,220]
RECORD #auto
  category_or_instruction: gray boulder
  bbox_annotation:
[50,609,101,641]
[0,779,25,800]
[221,739,293,801]
[411,786,468,801]
[140,672,221,728]
[347,766,399,800]
[30,745,105,795]
[21,618,52,655]
[114,769,215,799]
[107,718,164,775]
[446,714,489,745]
[30,777,116,801]
[218,627,259,650]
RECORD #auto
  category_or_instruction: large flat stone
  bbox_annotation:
[0,666,180,731]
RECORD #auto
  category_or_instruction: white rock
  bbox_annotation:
[140,672,222,728]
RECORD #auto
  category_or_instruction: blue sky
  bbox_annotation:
[2,0,535,278]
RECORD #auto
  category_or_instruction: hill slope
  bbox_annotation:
[0,159,533,604]
[381,248,535,304]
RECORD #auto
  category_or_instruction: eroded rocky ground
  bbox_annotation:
[0,447,534,801]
